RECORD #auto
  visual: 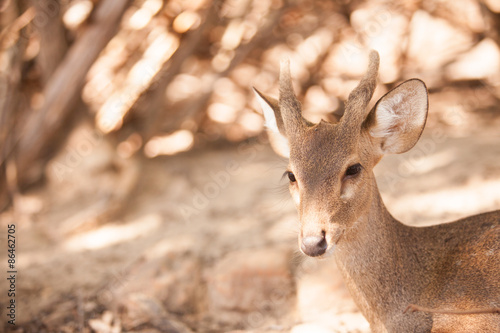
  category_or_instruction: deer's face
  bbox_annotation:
[286,120,376,257]
[254,51,428,257]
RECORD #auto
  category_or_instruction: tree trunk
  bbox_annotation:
[32,0,67,84]
[0,2,30,210]
[14,0,132,189]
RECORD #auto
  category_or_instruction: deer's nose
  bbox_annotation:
[301,235,327,257]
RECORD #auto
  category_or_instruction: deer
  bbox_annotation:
[253,50,500,332]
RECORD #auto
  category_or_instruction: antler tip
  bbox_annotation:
[368,50,380,69]
[279,58,291,75]
[369,49,379,60]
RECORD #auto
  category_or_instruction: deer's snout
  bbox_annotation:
[300,234,327,257]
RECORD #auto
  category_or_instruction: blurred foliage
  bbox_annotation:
[1,0,500,209]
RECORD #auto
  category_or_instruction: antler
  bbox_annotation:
[340,50,380,128]
[279,59,307,137]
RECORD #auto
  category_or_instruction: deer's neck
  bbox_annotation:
[334,180,424,328]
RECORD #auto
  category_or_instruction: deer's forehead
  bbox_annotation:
[289,123,357,174]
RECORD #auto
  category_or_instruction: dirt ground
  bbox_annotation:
[1,90,500,333]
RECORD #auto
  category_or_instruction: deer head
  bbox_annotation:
[254,50,428,257]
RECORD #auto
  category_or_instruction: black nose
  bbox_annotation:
[301,235,327,257]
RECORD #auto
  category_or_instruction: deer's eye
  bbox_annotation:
[285,171,296,183]
[344,163,362,179]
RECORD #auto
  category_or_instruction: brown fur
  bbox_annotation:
[254,50,500,332]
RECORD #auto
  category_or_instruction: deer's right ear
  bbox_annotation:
[253,87,290,158]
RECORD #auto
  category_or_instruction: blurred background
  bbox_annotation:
[1,0,500,332]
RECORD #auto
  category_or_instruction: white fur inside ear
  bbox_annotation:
[268,126,290,158]
[369,93,404,138]
[367,79,428,154]
[254,90,280,134]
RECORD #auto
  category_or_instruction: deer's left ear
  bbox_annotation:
[364,79,428,155]
[253,88,286,135]
[253,88,290,158]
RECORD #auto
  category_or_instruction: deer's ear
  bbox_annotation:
[364,79,428,155]
[253,88,285,135]
[253,88,290,158]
